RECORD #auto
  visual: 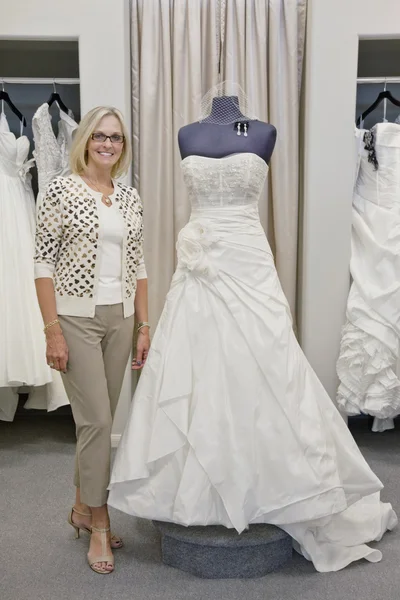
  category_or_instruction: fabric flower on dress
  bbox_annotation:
[18,158,35,191]
[176,221,218,279]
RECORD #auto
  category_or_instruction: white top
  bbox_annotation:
[96,200,124,305]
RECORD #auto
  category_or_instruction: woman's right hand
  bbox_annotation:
[46,325,69,373]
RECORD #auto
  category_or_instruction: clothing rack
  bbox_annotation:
[0,78,80,85]
[357,77,400,85]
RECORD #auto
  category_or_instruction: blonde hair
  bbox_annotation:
[69,106,132,179]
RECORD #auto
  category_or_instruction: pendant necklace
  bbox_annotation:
[86,177,113,207]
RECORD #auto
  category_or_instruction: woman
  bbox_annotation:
[34,106,150,574]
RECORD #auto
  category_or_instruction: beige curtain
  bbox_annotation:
[222,0,306,316]
[131,0,220,326]
[131,0,306,326]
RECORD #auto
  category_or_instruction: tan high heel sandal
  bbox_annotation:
[67,507,123,549]
[88,526,114,574]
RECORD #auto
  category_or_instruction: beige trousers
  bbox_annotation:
[59,304,134,506]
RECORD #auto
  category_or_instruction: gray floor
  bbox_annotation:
[1,415,400,600]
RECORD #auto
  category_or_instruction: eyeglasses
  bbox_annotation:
[91,132,125,144]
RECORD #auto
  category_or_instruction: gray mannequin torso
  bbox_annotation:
[178,96,277,164]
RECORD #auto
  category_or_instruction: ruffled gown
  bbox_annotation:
[337,124,400,432]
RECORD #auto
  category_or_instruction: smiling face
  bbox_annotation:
[86,115,125,172]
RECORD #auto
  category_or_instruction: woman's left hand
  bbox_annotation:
[132,328,150,370]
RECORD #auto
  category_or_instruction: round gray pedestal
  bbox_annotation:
[153,522,293,579]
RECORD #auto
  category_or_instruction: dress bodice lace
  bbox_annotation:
[32,103,78,200]
[181,152,268,209]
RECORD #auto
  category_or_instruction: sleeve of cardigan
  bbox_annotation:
[34,178,64,279]
[134,189,148,280]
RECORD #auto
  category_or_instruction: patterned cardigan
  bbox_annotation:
[34,173,146,318]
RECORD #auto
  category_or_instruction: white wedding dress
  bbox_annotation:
[32,102,78,213]
[337,124,400,432]
[108,152,397,572]
[24,103,78,414]
[0,111,52,420]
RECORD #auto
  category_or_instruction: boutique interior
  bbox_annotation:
[2,1,400,599]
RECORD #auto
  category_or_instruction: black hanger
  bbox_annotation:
[47,91,69,114]
[357,90,400,126]
[0,90,27,127]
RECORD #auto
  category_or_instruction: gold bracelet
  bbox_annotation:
[137,321,150,333]
[44,319,60,333]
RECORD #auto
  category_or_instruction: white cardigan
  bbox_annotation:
[34,173,147,318]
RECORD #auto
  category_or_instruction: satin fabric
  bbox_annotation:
[0,111,71,419]
[0,112,50,392]
[108,154,396,572]
[338,124,400,432]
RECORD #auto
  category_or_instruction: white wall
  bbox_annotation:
[0,0,131,118]
[301,0,400,399]
[0,0,133,436]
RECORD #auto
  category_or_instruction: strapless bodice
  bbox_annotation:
[0,113,31,178]
[181,152,268,209]
[356,123,400,208]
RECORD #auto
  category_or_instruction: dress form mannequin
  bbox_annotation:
[178,96,277,164]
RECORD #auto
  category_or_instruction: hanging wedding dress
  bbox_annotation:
[108,150,397,573]
[24,102,78,413]
[32,102,78,213]
[0,111,52,420]
[337,123,400,433]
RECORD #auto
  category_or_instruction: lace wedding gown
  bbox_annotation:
[32,102,78,213]
[0,112,52,420]
[337,123,400,432]
[108,152,397,572]
[23,103,78,413]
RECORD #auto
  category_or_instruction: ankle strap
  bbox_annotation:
[72,506,91,517]
[91,526,110,533]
